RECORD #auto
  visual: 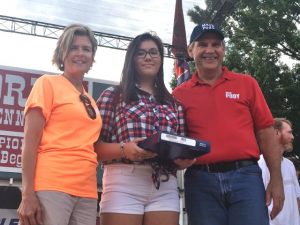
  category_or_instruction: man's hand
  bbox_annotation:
[265,176,284,219]
[174,158,196,170]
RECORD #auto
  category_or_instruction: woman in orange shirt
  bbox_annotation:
[17,24,101,225]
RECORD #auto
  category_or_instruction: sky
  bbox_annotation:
[0,0,206,88]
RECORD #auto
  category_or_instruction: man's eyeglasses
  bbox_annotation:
[135,48,160,59]
[79,94,96,119]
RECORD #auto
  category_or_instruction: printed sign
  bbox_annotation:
[0,68,40,173]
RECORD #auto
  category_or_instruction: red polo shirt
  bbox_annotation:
[173,67,274,164]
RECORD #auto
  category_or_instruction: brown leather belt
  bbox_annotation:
[190,159,258,173]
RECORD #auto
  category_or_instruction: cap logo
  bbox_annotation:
[190,23,224,44]
[202,24,215,30]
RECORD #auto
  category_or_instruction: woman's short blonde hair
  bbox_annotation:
[52,24,98,71]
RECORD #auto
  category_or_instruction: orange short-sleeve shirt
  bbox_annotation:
[25,75,102,198]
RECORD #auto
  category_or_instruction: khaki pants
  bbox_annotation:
[37,191,97,225]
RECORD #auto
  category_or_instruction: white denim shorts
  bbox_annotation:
[100,164,180,214]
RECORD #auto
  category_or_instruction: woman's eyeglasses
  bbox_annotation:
[135,48,160,59]
[79,94,96,119]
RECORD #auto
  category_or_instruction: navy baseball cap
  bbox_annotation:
[190,23,224,44]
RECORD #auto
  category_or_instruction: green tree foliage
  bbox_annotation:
[170,69,177,89]
[186,0,300,154]
[169,62,195,90]
[230,0,300,60]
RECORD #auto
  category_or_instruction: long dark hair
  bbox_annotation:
[116,32,174,105]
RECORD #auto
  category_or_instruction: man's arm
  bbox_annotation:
[257,126,284,220]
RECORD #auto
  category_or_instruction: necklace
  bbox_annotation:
[62,74,84,93]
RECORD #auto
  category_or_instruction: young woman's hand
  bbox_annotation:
[123,138,157,161]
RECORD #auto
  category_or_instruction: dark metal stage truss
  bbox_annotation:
[0,15,174,58]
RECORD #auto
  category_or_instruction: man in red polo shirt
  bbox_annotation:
[173,23,284,225]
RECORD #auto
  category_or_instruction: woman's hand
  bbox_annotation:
[18,192,43,225]
[123,138,157,161]
[174,158,196,170]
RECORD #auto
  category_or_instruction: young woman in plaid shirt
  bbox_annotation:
[95,32,195,225]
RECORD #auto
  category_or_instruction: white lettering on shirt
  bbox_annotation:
[225,91,240,99]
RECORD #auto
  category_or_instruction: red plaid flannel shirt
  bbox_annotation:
[97,86,185,145]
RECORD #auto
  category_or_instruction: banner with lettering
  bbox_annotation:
[0,68,41,173]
